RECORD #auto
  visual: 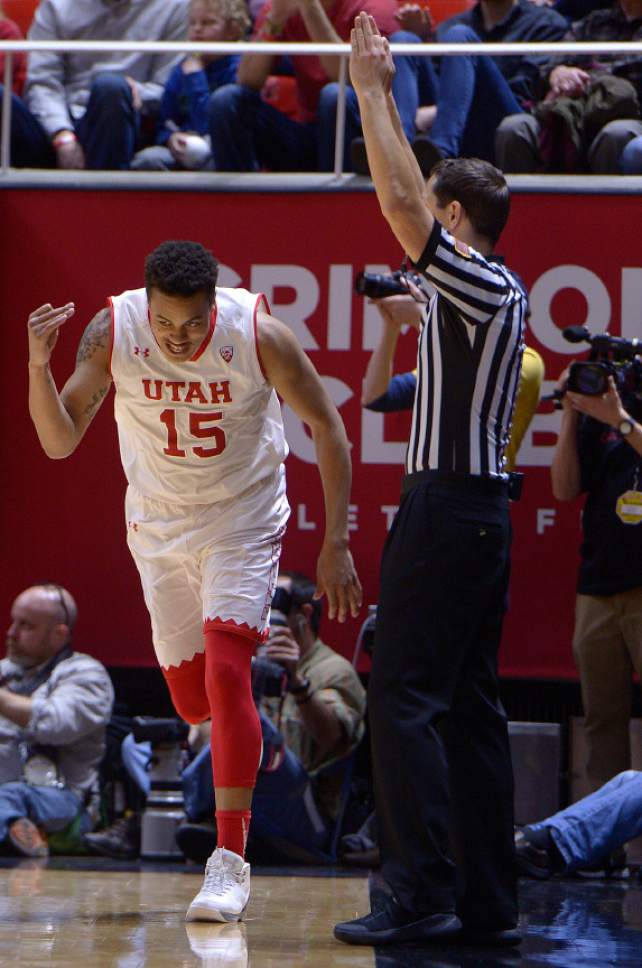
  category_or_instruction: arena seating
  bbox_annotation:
[3,0,38,35]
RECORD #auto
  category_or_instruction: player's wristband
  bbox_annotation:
[52,130,78,148]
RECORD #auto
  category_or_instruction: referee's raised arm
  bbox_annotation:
[349,12,434,262]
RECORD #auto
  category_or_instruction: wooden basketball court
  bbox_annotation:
[0,863,375,967]
[3,860,642,967]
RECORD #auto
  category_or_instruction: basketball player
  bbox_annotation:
[27,240,361,922]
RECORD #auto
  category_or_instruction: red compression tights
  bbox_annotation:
[161,627,262,858]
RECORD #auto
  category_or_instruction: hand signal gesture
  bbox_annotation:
[27,303,75,366]
[350,12,395,97]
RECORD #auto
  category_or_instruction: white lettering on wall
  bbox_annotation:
[529,265,611,353]
[381,505,399,529]
[621,268,642,341]
[537,508,557,534]
[361,410,407,465]
[297,505,317,530]
[251,265,319,349]
[327,265,353,350]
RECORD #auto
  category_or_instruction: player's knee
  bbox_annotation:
[91,71,130,101]
[166,689,210,725]
[206,654,250,702]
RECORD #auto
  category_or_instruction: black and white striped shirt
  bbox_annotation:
[408,222,525,479]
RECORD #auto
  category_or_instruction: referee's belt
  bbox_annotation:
[401,469,522,500]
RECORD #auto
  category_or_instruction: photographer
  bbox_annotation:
[552,365,642,793]
[361,278,544,472]
[178,571,366,862]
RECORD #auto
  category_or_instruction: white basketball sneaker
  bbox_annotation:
[185,922,248,967]
[186,847,251,922]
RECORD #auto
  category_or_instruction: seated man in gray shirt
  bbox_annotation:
[0,0,188,169]
[0,583,114,856]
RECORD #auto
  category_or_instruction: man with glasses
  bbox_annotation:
[0,584,114,856]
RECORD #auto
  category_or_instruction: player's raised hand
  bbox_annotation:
[315,542,363,623]
[350,12,395,97]
[27,303,75,366]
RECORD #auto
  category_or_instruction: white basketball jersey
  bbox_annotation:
[110,287,288,505]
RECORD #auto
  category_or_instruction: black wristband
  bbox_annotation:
[289,677,310,696]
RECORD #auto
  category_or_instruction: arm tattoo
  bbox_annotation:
[76,307,111,365]
[82,384,109,419]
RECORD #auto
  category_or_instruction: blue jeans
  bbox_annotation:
[529,770,642,871]
[208,83,318,171]
[621,136,642,173]
[430,24,523,161]
[181,711,331,858]
[316,32,439,170]
[0,72,139,169]
[208,32,437,172]
[0,782,83,843]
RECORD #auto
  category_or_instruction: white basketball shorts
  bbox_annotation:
[125,466,290,671]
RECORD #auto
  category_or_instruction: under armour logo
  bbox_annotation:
[134,346,150,358]
[128,521,139,532]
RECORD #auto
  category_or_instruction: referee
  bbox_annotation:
[335,14,525,948]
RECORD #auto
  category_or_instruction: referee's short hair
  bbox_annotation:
[430,158,510,246]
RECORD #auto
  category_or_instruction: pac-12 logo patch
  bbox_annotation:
[454,240,472,259]
[220,345,234,363]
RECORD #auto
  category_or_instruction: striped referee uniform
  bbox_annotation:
[368,222,524,930]
[408,222,525,480]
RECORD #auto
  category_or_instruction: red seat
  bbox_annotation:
[3,0,39,35]
[261,75,299,121]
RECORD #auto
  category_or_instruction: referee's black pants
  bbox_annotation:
[369,471,518,928]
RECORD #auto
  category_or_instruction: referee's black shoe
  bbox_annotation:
[334,895,461,946]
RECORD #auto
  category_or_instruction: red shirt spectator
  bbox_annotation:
[0,15,27,95]
[253,0,398,123]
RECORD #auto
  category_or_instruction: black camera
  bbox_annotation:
[544,327,642,406]
[355,269,424,300]
[567,360,618,396]
[250,608,290,700]
[250,656,288,700]
[563,327,641,398]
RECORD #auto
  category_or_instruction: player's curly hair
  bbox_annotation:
[145,241,219,303]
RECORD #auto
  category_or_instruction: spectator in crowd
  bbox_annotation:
[620,129,642,169]
[361,282,544,472]
[132,0,250,172]
[206,0,436,172]
[86,573,366,863]
[551,368,642,794]
[403,0,567,169]
[529,0,611,20]
[179,571,366,862]
[496,0,642,173]
[515,769,642,879]
[0,584,114,857]
[0,2,27,95]
[0,0,188,169]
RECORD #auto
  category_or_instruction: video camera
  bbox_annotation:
[355,269,424,300]
[547,326,642,405]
